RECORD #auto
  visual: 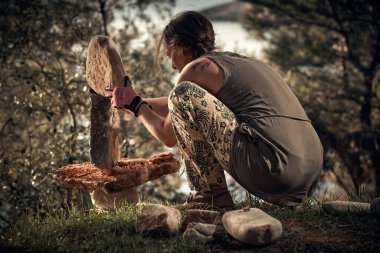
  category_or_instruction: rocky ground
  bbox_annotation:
[1,200,379,253]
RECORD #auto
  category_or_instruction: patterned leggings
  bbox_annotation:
[168,82,238,192]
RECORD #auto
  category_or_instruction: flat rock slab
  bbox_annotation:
[181,209,219,231]
[136,204,181,234]
[182,222,216,243]
[49,153,179,194]
[86,35,125,96]
[322,201,370,214]
[222,208,282,246]
[370,198,380,217]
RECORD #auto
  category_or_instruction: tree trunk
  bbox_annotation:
[374,153,380,197]
[98,0,109,36]
[318,124,361,194]
[360,76,373,128]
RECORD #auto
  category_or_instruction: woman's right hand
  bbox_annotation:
[109,77,138,108]
[106,76,140,115]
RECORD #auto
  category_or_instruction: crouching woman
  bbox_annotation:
[110,11,323,209]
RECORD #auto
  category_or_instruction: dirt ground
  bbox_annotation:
[210,215,380,253]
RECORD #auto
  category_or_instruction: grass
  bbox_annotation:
[1,197,379,253]
[0,201,207,253]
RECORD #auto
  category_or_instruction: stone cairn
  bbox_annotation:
[49,35,286,246]
[48,35,380,247]
[49,35,180,208]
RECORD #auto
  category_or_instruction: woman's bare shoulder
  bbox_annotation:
[177,56,224,94]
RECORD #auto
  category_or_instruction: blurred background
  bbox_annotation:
[0,0,379,231]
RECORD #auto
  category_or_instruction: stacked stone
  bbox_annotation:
[50,35,180,209]
[87,35,137,205]
[86,35,126,172]
[135,204,283,246]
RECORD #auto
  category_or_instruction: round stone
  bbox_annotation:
[222,208,282,245]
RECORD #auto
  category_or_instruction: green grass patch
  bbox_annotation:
[1,197,379,253]
[0,202,207,253]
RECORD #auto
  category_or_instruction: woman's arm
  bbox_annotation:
[144,97,169,117]
[134,57,223,148]
[136,103,177,148]
[109,85,176,147]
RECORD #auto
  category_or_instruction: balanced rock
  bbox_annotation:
[86,35,125,172]
[49,152,179,194]
[182,222,216,243]
[90,188,138,209]
[135,204,181,234]
[222,208,282,245]
[322,201,370,214]
[181,209,219,231]
[86,35,126,97]
[370,198,380,217]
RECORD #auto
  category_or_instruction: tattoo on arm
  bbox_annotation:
[191,61,211,71]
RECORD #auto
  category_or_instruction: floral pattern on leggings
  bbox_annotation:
[168,81,238,192]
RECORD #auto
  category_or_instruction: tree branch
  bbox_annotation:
[327,0,367,74]
[0,117,13,137]
[57,58,77,132]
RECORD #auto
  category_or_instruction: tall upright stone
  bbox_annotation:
[90,94,120,171]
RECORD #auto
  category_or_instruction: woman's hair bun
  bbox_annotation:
[163,11,215,57]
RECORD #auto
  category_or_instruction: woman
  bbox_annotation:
[110,11,323,209]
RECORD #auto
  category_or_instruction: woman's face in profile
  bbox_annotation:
[165,43,193,73]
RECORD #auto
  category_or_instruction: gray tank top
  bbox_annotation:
[204,51,323,195]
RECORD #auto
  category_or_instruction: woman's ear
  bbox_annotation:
[181,47,193,57]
